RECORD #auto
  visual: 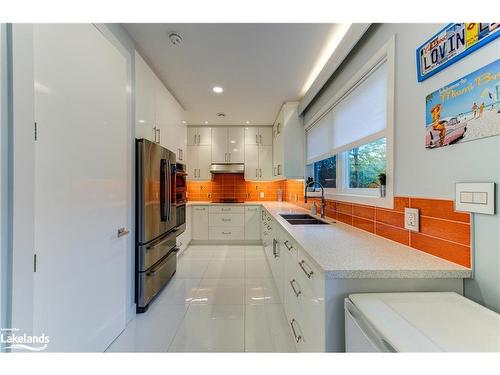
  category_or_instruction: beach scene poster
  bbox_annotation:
[425,58,500,149]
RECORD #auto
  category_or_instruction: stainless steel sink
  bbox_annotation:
[279,213,330,225]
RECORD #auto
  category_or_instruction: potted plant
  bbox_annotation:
[378,173,386,197]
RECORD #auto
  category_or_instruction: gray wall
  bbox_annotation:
[303,24,500,312]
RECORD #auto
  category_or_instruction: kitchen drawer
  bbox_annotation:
[209,205,244,214]
[209,226,245,241]
[296,248,325,305]
[209,213,244,227]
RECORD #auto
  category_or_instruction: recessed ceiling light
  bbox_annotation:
[181,120,187,124]
[212,86,223,94]
[204,121,209,124]
[245,121,250,124]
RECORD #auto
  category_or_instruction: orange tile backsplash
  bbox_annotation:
[187,174,284,202]
[188,177,471,268]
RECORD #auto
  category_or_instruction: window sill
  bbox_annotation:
[324,191,394,209]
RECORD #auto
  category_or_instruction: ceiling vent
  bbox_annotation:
[168,32,183,46]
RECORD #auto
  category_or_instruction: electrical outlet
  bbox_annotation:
[260,192,264,198]
[404,208,419,232]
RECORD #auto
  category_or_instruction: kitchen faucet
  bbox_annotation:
[304,180,326,218]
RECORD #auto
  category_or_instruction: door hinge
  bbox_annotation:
[33,253,37,272]
[34,122,38,141]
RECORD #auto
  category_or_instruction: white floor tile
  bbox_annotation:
[193,278,245,305]
[211,245,245,259]
[244,305,275,352]
[106,304,188,353]
[204,258,245,279]
[175,258,210,278]
[154,277,201,305]
[245,278,281,305]
[245,258,273,278]
[168,304,244,352]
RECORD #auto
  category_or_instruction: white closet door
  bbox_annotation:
[34,24,129,352]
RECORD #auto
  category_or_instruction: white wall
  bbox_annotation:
[304,24,500,312]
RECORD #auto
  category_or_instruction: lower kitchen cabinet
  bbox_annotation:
[192,206,209,240]
[190,204,262,243]
[244,206,261,240]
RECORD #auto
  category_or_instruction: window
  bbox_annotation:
[313,155,336,188]
[347,138,386,189]
[304,37,394,208]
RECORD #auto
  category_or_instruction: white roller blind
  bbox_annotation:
[306,110,332,164]
[306,59,388,163]
[331,61,387,152]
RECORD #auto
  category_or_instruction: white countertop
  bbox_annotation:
[187,201,471,279]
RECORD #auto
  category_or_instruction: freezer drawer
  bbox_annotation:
[137,229,177,272]
[137,250,177,311]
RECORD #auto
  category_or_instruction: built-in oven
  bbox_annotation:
[174,163,187,235]
[175,162,187,204]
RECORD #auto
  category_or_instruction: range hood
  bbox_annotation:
[210,163,245,174]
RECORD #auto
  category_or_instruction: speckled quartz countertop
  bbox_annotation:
[187,201,472,280]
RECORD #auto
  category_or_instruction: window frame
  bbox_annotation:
[304,36,395,209]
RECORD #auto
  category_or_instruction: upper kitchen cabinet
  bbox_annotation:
[273,102,304,179]
[212,127,244,163]
[135,51,187,162]
[244,126,272,146]
[244,144,273,181]
[187,126,212,146]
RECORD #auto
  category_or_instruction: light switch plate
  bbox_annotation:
[455,182,495,215]
[404,208,419,232]
[259,192,264,198]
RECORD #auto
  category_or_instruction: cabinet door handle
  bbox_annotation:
[298,260,314,279]
[222,218,231,222]
[197,134,200,144]
[259,134,262,144]
[153,126,157,142]
[228,153,231,162]
[290,279,302,297]
[222,231,232,235]
[255,134,258,144]
[156,128,161,144]
[255,169,258,178]
[259,169,262,178]
[290,319,302,343]
[284,240,293,251]
[194,134,197,145]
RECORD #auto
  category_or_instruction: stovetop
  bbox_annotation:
[210,198,245,203]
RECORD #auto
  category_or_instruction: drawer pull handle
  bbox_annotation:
[290,319,302,343]
[222,218,231,222]
[222,232,232,235]
[299,260,314,279]
[290,279,302,297]
[284,240,293,251]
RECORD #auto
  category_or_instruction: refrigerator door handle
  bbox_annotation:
[160,159,168,222]
[167,159,172,221]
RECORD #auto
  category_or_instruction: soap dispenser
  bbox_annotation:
[311,202,317,215]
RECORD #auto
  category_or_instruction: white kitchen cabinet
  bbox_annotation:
[227,127,245,162]
[192,206,209,240]
[272,102,304,179]
[177,205,192,254]
[188,127,212,146]
[211,127,228,163]
[135,51,186,155]
[245,126,273,146]
[244,144,259,180]
[211,127,244,163]
[244,144,273,181]
[244,206,261,240]
[187,144,211,181]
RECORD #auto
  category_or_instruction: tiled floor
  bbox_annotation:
[106,245,296,352]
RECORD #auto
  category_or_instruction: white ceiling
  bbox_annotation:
[123,23,340,126]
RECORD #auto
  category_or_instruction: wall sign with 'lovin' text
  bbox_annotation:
[417,23,500,82]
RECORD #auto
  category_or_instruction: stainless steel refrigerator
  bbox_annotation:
[136,139,178,313]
